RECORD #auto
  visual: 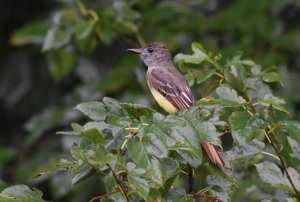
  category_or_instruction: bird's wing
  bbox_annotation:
[148,67,194,110]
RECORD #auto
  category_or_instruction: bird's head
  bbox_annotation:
[127,42,172,67]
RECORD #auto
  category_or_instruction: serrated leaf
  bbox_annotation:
[229,111,266,141]
[255,162,296,192]
[287,167,300,191]
[279,121,300,145]
[162,188,186,202]
[185,69,215,86]
[0,185,49,202]
[196,69,215,84]
[127,164,150,201]
[72,165,95,185]
[33,159,79,179]
[81,128,105,145]
[287,137,300,160]
[127,137,152,170]
[120,103,156,119]
[256,94,289,114]
[207,175,233,202]
[231,136,265,159]
[179,195,195,202]
[127,138,164,186]
[141,126,168,159]
[174,42,210,65]
[75,101,106,121]
[163,116,203,167]
[216,85,246,107]
[261,72,283,85]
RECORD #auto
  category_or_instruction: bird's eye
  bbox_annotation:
[148,48,154,53]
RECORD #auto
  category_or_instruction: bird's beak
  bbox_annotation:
[127,48,142,54]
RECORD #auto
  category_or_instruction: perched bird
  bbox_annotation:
[127,42,224,167]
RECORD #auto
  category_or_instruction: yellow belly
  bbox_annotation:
[148,86,178,114]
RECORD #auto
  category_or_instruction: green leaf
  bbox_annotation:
[162,188,186,202]
[33,159,79,179]
[75,101,106,121]
[120,103,156,119]
[127,137,152,170]
[72,165,95,185]
[10,21,49,46]
[215,85,246,107]
[180,195,195,202]
[287,137,300,160]
[0,185,49,202]
[0,147,16,164]
[81,128,105,145]
[46,49,76,79]
[75,19,96,40]
[287,167,300,191]
[141,125,168,159]
[127,137,164,186]
[207,175,233,202]
[255,162,297,192]
[231,136,265,159]
[280,121,300,144]
[261,72,283,86]
[71,122,82,134]
[256,94,290,113]
[229,111,266,141]
[195,69,215,84]
[42,26,72,51]
[162,115,204,167]
[174,42,210,65]
[127,163,150,201]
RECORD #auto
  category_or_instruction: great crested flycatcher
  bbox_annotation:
[127,42,224,167]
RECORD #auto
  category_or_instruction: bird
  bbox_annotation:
[127,42,224,167]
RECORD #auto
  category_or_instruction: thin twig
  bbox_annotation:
[106,163,129,202]
[187,164,194,193]
[88,189,121,202]
[265,129,300,201]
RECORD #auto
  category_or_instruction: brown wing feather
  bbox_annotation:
[148,66,224,167]
[148,67,194,110]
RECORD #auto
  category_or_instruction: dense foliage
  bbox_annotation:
[1,0,300,201]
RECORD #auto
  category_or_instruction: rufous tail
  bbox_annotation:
[200,140,224,167]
